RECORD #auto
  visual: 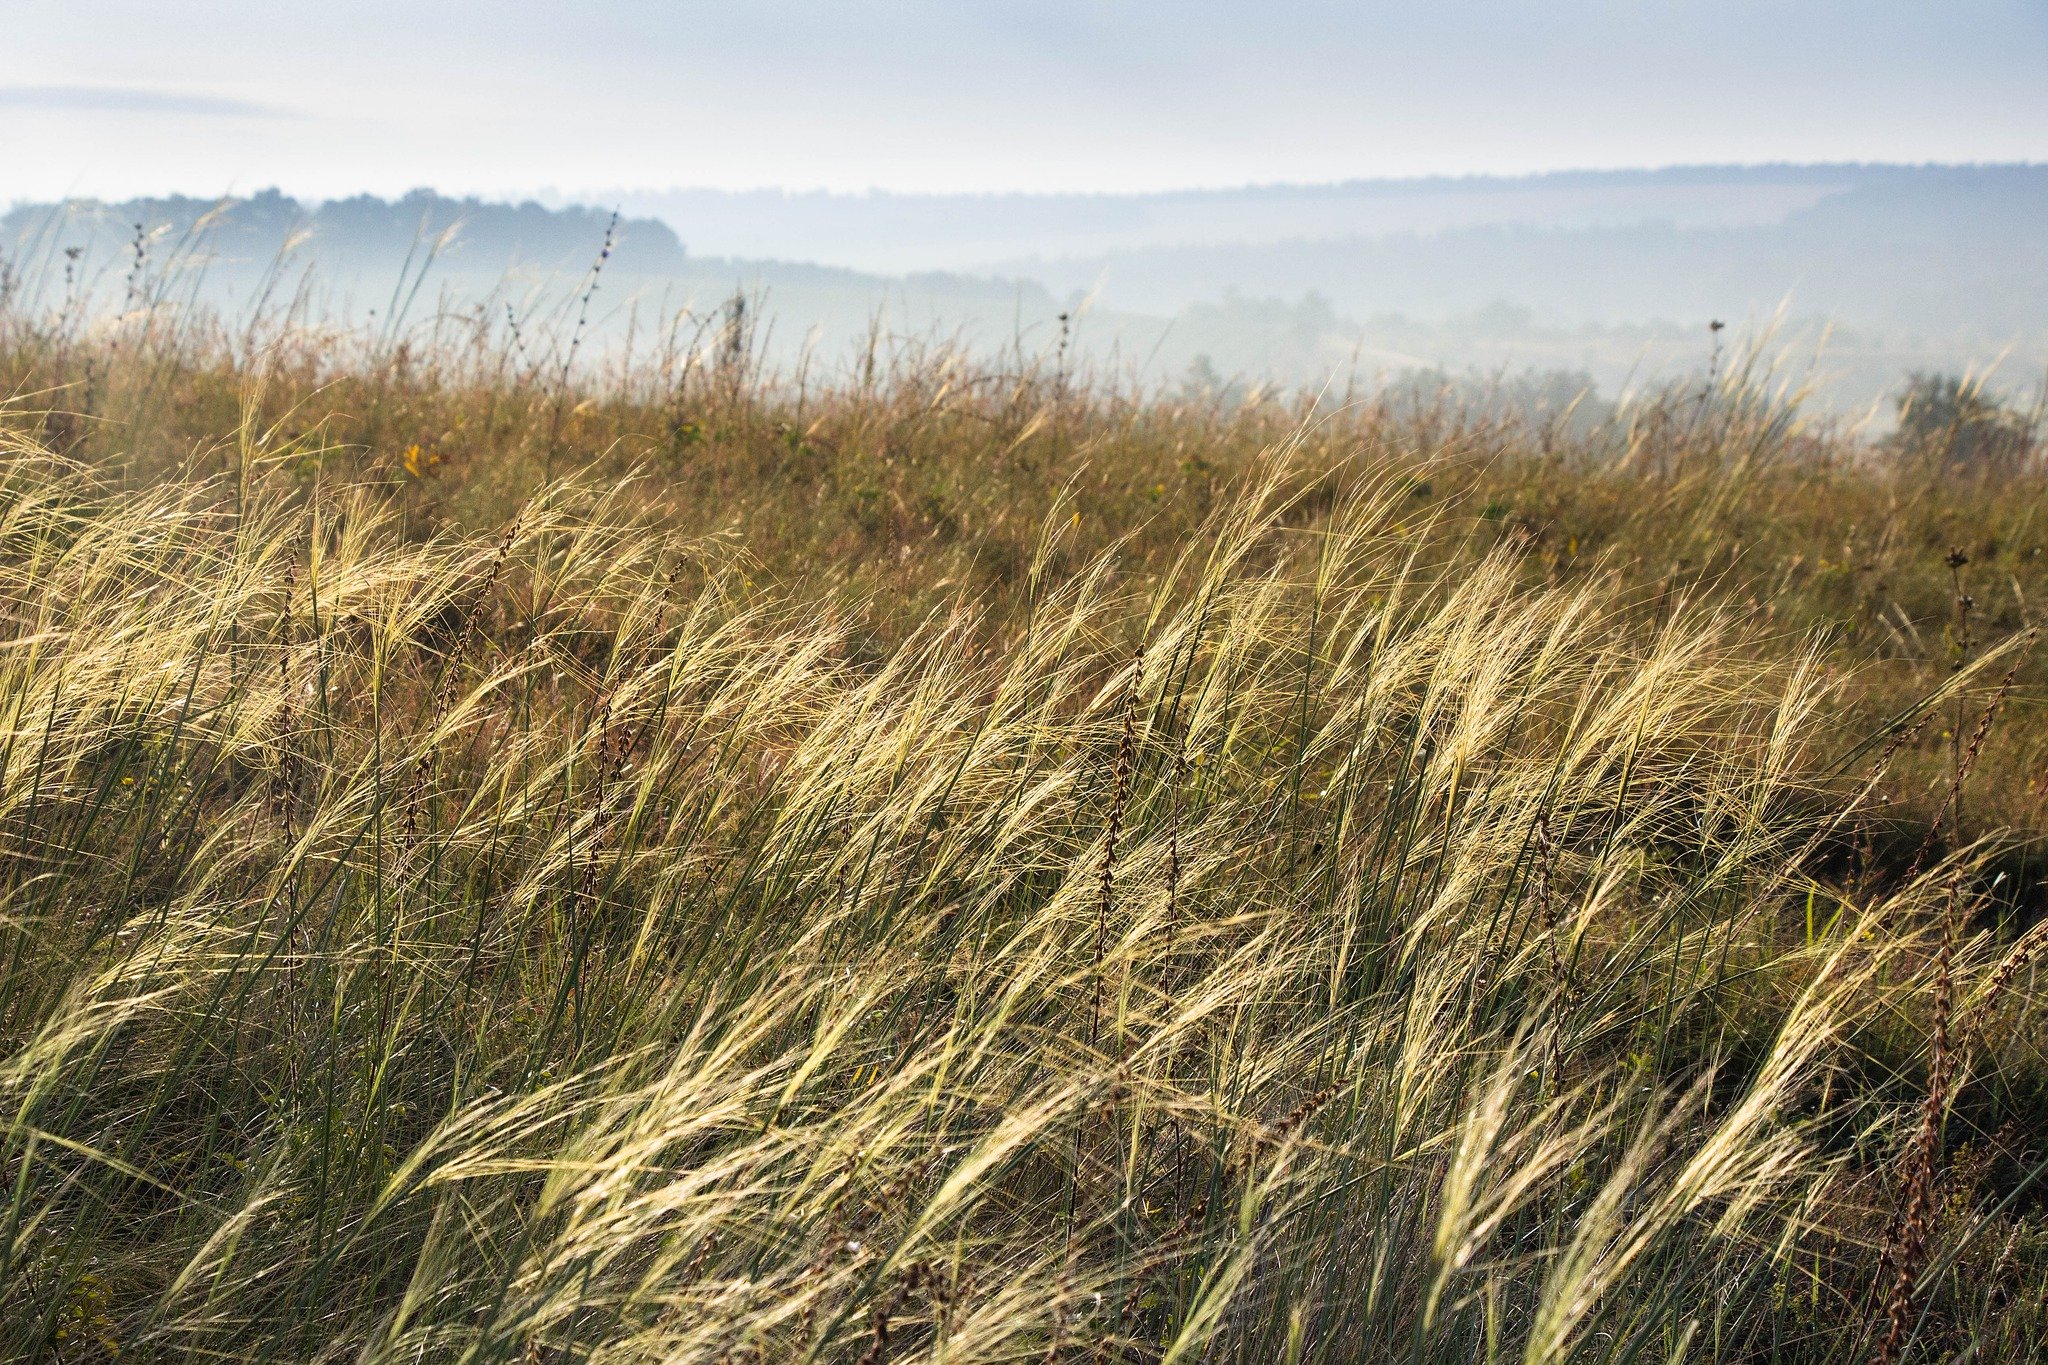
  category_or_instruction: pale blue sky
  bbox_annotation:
[5,1,2047,200]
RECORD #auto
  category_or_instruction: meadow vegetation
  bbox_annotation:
[0,270,2045,1362]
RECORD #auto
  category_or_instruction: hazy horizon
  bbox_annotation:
[12,164,2048,419]
[12,0,2048,416]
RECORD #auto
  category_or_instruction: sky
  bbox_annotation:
[5,0,2048,202]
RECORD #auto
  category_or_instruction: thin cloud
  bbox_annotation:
[0,85,294,118]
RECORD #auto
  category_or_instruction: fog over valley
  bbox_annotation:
[9,162,2047,415]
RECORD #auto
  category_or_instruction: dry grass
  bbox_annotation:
[0,279,2043,1362]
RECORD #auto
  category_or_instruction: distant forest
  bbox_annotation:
[7,165,2047,410]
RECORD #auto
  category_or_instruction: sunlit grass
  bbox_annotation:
[0,281,2042,1361]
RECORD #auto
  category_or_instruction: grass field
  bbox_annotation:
[0,286,2045,1362]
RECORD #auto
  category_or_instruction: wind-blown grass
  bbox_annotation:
[0,416,2032,1363]
[1,261,2046,1359]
